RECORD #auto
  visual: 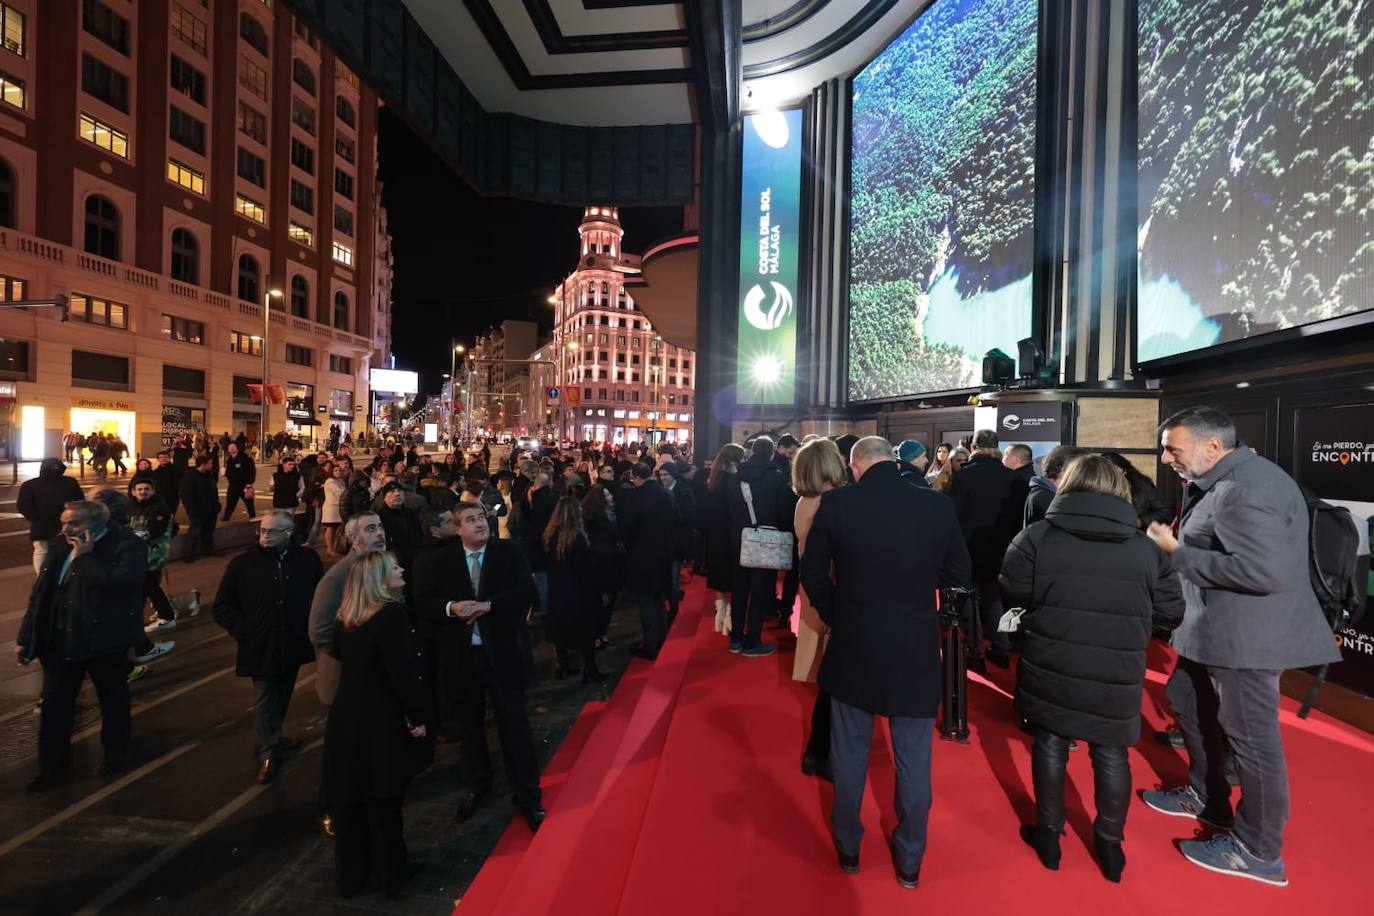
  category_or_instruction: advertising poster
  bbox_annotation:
[1293,404,1374,697]
[736,109,802,405]
[161,404,195,447]
[996,402,1069,469]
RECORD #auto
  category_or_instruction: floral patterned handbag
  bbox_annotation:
[738,481,794,570]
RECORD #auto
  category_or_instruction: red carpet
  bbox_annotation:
[459,582,1373,916]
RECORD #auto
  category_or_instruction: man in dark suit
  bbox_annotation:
[800,437,971,890]
[415,501,544,830]
[948,429,1023,667]
[618,462,676,659]
[180,454,220,562]
[16,500,148,792]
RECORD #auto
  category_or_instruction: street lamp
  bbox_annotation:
[262,285,283,452]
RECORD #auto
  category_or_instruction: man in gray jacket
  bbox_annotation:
[1144,407,1340,887]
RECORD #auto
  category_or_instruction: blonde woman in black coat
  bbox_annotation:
[1000,455,1185,882]
[325,551,433,899]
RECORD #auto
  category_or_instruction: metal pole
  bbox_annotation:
[261,288,270,455]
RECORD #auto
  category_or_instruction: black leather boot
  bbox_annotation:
[1019,825,1062,871]
[1094,834,1126,882]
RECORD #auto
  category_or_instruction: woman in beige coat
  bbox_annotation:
[791,438,849,781]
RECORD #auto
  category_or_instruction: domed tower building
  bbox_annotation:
[549,207,694,446]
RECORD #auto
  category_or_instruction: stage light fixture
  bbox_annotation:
[982,348,1015,387]
[1017,337,1045,378]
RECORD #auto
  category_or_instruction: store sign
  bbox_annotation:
[736,109,802,405]
[161,404,195,446]
[997,402,1068,443]
[1293,403,1374,697]
[73,397,133,411]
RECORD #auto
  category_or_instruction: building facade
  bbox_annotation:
[467,318,539,438]
[551,207,693,445]
[0,0,389,460]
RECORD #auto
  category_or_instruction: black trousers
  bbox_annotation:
[39,649,131,773]
[334,796,407,896]
[806,687,832,761]
[450,646,541,807]
[186,513,216,560]
[731,567,775,649]
[145,569,174,621]
[222,484,256,520]
[1030,727,1130,843]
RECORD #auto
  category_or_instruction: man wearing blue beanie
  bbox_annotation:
[895,440,931,488]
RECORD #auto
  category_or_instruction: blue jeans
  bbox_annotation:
[830,698,934,874]
[1167,657,1290,860]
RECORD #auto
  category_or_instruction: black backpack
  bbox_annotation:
[1298,491,1368,717]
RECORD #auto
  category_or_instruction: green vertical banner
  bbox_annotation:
[736,109,803,405]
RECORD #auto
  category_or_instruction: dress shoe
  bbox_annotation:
[98,754,127,777]
[1094,833,1126,882]
[454,786,488,822]
[25,769,70,794]
[801,753,834,783]
[1020,824,1062,871]
[521,803,547,832]
[257,755,278,785]
[836,848,860,875]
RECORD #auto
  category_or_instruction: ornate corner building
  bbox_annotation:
[0,0,391,459]
[550,206,693,446]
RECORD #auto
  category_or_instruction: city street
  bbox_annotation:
[0,541,643,914]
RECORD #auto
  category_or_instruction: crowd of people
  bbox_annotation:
[13,406,1338,895]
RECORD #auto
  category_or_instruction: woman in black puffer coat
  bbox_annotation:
[1000,454,1185,882]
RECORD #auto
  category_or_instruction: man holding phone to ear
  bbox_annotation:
[17,500,147,794]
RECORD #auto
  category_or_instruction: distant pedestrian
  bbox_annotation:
[222,442,257,520]
[180,454,220,561]
[17,458,84,574]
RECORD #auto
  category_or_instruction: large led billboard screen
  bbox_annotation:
[1137,0,1374,364]
[847,0,1037,401]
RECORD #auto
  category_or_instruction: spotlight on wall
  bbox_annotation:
[751,353,784,386]
[982,348,1015,388]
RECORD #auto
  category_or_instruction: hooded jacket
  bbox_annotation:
[1000,491,1185,746]
[1023,475,1057,528]
[17,459,85,541]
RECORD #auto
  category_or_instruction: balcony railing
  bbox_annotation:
[0,227,374,350]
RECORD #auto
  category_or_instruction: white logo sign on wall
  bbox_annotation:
[743,281,794,331]
[1002,414,1021,431]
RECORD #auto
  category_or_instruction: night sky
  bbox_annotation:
[377,109,685,402]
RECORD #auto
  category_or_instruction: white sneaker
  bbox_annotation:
[135,641,175,663]
[144,618,177,634]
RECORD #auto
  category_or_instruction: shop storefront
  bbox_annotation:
[70,396,136,454]
[329,388,355,439]
[284,382,320,445]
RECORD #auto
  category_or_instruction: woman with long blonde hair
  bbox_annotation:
[791,438,849,783]
[324,552,434,899]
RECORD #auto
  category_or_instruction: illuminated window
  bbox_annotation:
[79,112,128,157]
[331,241,353,267]
[166,158,205,195]
[0,273,26,301]
[288,221,313,247]
[0,69,21,110]
[0,4,25,57]
[70,292,128,329]
[170,3,207,56]
[235,193,266,224]
[162,314,204,344]
[230,330,262,356]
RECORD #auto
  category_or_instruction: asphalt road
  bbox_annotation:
[0,542,645,914]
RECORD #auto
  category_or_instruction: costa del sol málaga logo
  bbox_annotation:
[743,281,793,332]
